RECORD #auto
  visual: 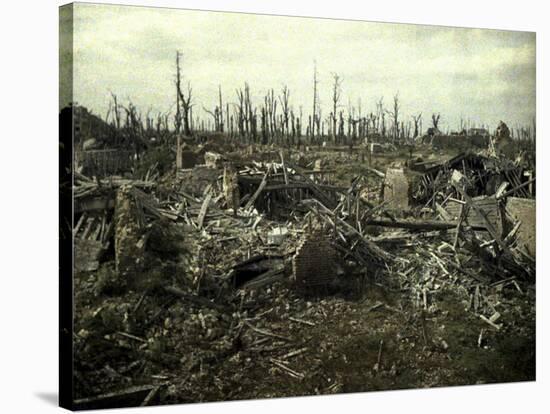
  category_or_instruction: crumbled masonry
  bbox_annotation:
[293,231,336,289]
[72,122,535,408]
[114,185,146,280]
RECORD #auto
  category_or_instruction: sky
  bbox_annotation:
[62,3,536,131]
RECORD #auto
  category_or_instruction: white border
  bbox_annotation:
[0,0,547,413]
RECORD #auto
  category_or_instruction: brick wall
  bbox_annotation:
[292,232,335,289]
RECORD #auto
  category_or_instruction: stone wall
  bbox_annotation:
[506,197,536,257]
[223,164,240,214]
[75,238,104,272]
[383,167,410,211]
[114,185,146,280]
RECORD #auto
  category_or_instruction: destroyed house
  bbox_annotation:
[410,152,534,206]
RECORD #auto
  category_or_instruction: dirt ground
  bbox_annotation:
[74,268,535,405]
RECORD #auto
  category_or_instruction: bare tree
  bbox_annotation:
[200,86,225,133]
[244,83,254,139]
[265,88,277,141]
[386,92,400,141]
[202,105,222,132]
[175,51,193,136]
[376,97,385,137]
[119,99,145,159]
[279,85,290,142]
[311,60,319,141]
[174,52,182,135]
[412,113,422,138]
[432,113,441,130]
[235,83,256,141]
[236,87,245,137]
[109,92,121,130]
[107,92,122,146]
[179,83,193,136]
[330,73,343,143]
[218,85,224,133]
[260,105,268,144]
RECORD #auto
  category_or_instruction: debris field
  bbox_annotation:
[71,127,535,409]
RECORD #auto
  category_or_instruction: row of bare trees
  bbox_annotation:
[177,52,442,147]
[95,51,535,151]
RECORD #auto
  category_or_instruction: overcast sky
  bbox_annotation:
[65,3,536,131]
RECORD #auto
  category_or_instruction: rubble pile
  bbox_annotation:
[72,133,535,408]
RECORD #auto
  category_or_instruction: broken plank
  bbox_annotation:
[501,172,533,199]
[244,165,271,210]
[479,314,502,331]
[269,358,305,379]
[280,347,308,360]
[197,192,212,229]
[73,212,87,236]
[365,218,485,231]
[244,320,291,341]
[289,316,315,326]
[436,202,452,222]
[73,385,157,410]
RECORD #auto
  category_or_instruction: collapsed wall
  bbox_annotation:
[292,232,336,290]
[114,185,146,280]
[75,238,105,272]
[179,150,199,169]
[506,197,536,257]
[383,167,410,211]
[223,164,240,214]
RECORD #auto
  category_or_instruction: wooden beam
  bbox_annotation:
[197,192,212,229]
[244,165,271,210]
[365,218,486,231]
